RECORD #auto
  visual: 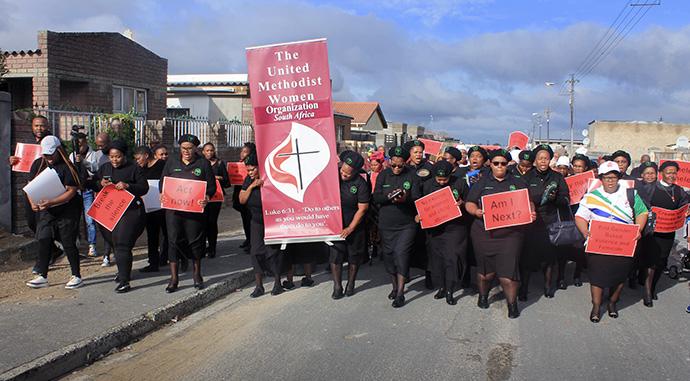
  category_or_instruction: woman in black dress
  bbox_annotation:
[232,142,255,251]
[465,149,535,319]
[92,140,149,293]
[564,154,591,287]
[202,143,230,258]
[134,146,167,272]
[240,154,285,297]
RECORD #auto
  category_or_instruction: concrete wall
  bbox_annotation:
[589,120,690,161]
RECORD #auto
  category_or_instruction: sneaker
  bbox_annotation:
[686,304,690,314]
[88,245,97,257]
[102,257,111,267]
[27,275,49,288]
[65,276,83,289]
[301,277,314,287]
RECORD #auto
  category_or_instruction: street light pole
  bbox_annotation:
[532,113,542,144]
[546,74,578,155]
[544,107,551,145]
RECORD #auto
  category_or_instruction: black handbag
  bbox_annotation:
[548,208,584,246]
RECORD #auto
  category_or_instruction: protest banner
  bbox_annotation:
[508,131,529,150]
[210,180,224,202]
[23,167,65,204]
[586,220,639,257]
[418,138,444,157]
[414,187,462,229]
[227,162,249,186]
[246,38,343,244]
[565,170,595,205]
[481,188,532,230]
[659,159,690,188]
[161,177,207,213]
[142,180,161,213]
[12,143,42,173]
[587,178,634,192]
[651,204,689,233]
[86,185,135,231]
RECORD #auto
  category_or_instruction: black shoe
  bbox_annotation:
[388,289,397,300]
[271,283,283,296]
[139,265,159,273]
[446,292,456,305]
[165,281,178,293]
[250,285,264,298]
[652,293,658,300]
[194,277,204,290]
[392,295,405,308]
[180,258,189,272]
[643,294,653,308]
[239,240,249,249]
[115,282,131,293]
[424,274,434,290]
[557,279,567,290]
[573,277,583,287]
[544,287,555,298]
[207,249,216,259]
[301,277,314,287]
[332,288,344,300]
[518,288,528,302]
[590,305,601,323]
[608,303,619,318]
[477,295,489,309]
[344,284,355,297]
[508,302,520,319]
[282,280,296,290]
[434,288,446,300]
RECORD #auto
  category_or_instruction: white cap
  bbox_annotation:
[556,156,571,168]
[455,144,467,151]
[598,161,620,175]
[575,146,588,155]
[40,136,61,155]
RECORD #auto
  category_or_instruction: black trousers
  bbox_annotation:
[205,202,222,251]
[36,208,81,278]
[145,209,168,266]
[100,202,146,283]
[166,209,206,262]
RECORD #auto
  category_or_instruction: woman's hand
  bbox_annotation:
[455,199,464,207]
[414,215,421,223]
[38,199,54,210]
[340,226,354,239]
[101,178,112,187]
[198,195,210,208]
[393,190,407,203]
[114,181,129,191]
[251,178,264,189]
[475,209,485,218]
[159,194,167,204]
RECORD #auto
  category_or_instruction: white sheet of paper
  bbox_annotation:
[23,167,66,204]
[142,179,162,213]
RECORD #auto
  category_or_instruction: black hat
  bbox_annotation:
[178,134,200,146]
[611,150,631,164]
[444,146,462,160]
[244,154,258,166]
[388,146,410,161]
[403,139,425,152]
[571,154,590,166]
[74,132,87,140]
[532,144,553,159]
[243,142,257,155]
[339,150,364,170]
[488,148,511,162]
[518,150,534,162]
[467,146,488,161]
[659,161,679,172]
[641,161,658,172]
[109,139,128,155]
[432,160,454,178]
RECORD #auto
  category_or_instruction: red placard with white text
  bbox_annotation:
[651,205,689,233]
[227,162,249,186]
[586,220,639,257]
[246,39,343,244]
[565,171,596,205]
[508,131,529,150]
[415,187,462,229]
[481,188,532,230]
[86,185,135,231]
[161,177,207,213]
[659,159,690,188]
[418,138,444,157]
[12,143,42,173]
[209,180,224,202]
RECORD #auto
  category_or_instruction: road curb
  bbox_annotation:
[0,269,253,381]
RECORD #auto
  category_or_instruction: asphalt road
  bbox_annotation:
[61,258,690,380]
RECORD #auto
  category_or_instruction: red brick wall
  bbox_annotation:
[10,117,35,234]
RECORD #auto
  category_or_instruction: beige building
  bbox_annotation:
[588,120,690,161]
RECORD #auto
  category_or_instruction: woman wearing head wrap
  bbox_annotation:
[232,142,257,252]
[201,142,231,259]
[627,161,658,290]
[639,161,690,307]
[416,160,470,305]
[575,161,648,322]
[91,139,149,293]
[464,149,535,318]
[372,146,422,308]
[519,144,571,300]
[404,139,433,182]
[158,134,216,293]
[611,150,636,180]
[134,145,168,272]
[329,151,371,299]
[508,150,534,176]
[239,153,285,297]
[442,147,463,175]
[25,136,85,290]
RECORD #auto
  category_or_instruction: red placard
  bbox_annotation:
[86,185,135,232]
[418,138,444,157]
[587,178,634,192]
[565,171,596,205]
[227,162,249,186]
[586,220,639,257]
[370,171,380,193]
[659,159,690,188]
[161,177,207,213]
[651,204,689,233]
[12,143,42,173]
[246,39,343,244]
[508,131,529,150]
[415,187,462,229]
[481,188,532,230]
[209,180,224,202]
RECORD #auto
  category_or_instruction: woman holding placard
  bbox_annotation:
[92,140,149,293]
[134,146,168,272]
[574,161,648,322]
[232,142,255,252]
[639,161,690,307]
[566,154,591,287]
[26,136,85,290]
[465,149,534,319]
[202,142,230,259]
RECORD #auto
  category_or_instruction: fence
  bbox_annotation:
[222,122,254,147]
[32,108,106,140]
[168,117,210,147]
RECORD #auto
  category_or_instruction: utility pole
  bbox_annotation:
[544,107,551,145]
[566,74,579,156]
[537,115,542,143]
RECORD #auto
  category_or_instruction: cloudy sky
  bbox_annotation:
[1,0,689,145]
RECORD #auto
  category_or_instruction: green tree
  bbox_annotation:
[0,48,9,82]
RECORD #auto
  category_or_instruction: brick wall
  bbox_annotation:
[10,117,35,234]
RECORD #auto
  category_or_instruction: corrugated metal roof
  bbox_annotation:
[332,102,384,125]
[168,74,248,86]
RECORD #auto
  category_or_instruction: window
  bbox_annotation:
[113,86,147,114]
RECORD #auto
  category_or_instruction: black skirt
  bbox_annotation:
[471,219,523,280]
[521,224,558,271]
[249,220,283,275]
[380,227,417,278]
[585,253,633,288]
[641,233,675,270]
[427,225,467,287]
[329,226,366,266]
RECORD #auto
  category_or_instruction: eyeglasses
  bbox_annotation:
[390,164,405,168]
[491,161,508,167]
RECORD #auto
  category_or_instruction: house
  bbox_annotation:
[166,74,252,123]
[588,120,690,161]
[332,102,389,146]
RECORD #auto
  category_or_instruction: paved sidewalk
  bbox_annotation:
[0,209,253,380]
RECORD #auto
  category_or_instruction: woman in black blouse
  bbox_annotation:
[134,146,167,272]
[202,143,230,258]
